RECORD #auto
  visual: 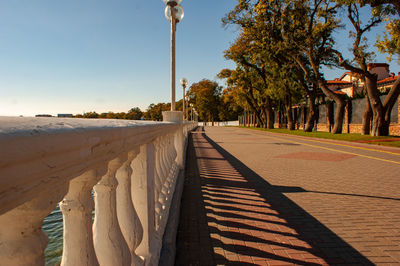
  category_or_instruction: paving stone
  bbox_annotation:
[175,127,400,265]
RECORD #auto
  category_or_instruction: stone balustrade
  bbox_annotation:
[0,115,196,266]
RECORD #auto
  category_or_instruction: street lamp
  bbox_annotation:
[190,103,193,121]
[180,78,188,119]
[163,0,184,111]
[185,95,189,120]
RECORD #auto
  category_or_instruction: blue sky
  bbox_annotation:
[0,1,398,116]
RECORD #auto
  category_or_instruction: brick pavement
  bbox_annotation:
[176,127,400,265]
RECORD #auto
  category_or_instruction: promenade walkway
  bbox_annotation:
[175,126,400,265]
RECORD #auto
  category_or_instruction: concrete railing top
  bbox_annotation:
[0,117,183,215]
[0,117,177,136]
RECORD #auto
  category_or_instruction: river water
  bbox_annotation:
[43,207,63,266]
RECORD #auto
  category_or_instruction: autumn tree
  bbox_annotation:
[223,33,276,128]
[81,111,99,118]
[283,0,348,133]
[222,0,327,131]
[187,79,221,123]
[143,103,171,121]
[126,107,143,120]
[366,0,400,135]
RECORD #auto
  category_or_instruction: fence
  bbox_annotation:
[198,121,239,127]
[0,115,196,266]
[239,96,400,135]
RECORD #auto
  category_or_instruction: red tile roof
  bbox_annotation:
[378,75,399,84]
[327,80,352,84]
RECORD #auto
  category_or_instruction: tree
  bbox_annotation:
[188,79,221,123]
[217,69,247,121]
[332,0,400,135]
[82,111,99,118]
[222,0,331,131]
[143,103,170,121]
[219,87,244,121]
[126,107,143,120]
[371,1,400,135]
[328,2,383,135]
[284,0,346,133]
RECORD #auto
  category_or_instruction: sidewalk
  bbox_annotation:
[175,127,380,265]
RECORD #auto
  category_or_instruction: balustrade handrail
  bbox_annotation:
[0,116,197,266]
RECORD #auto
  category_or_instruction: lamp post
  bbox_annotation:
[190,103,193,121]
[185,96,189,120]
[180,78,188,120]
[163,0,184,111]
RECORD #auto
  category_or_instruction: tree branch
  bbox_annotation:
[329,48,371,77]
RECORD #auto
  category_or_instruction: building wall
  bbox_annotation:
[370,66,390,80]
[341,87,354,97]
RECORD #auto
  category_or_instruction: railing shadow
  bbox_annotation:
[176,127,373,265]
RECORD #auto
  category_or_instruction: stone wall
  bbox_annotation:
[239,96,400,136]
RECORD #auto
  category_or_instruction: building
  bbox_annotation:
[57,114,73,118]
[326,63,399,97]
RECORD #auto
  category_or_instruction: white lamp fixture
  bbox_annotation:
[180,78,188,87]
[165,5,184,22]
[180,78,188,120]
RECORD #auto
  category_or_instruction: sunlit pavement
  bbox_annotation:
[176,126,400,265]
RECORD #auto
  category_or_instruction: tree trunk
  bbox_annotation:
[345,99,352,133]
[304,95,317,132]
[301,106,306,130]
[265,97,274,129]
[285,95,295,130]
[382,76,400,136]
[261,109,267,128]
[310,59,345,133]
[361,96,372,135]
[365,75,384,136]
[266,107,274,129]
[326,101,334,133]
[313,104,319,132]
[318,83,345,134]
[293,108,299,129]
[333,100,346,134]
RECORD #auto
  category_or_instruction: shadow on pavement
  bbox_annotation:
[175,127,373,265]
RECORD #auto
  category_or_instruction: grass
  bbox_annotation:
[238,126,400,148]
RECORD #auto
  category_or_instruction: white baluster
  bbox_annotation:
[93,155,131,266]
[174,125,184,169]
[165,135,175,194]
[0,184,68,266]
[60,168,106,266]
[153,138,162,197]
[159,137,169,206]
[169,134,178,184]
[153,139,163,228]
[115,149,144,266]
[132,143,156,264]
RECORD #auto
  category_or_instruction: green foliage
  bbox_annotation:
[74,107,144,120]
[126,107,143,120]
[143,103,170,121]
[188,79,222,122]
[377,19,400,62]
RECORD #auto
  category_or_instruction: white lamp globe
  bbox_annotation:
[180,78,188,87]
[165,5,184,22]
